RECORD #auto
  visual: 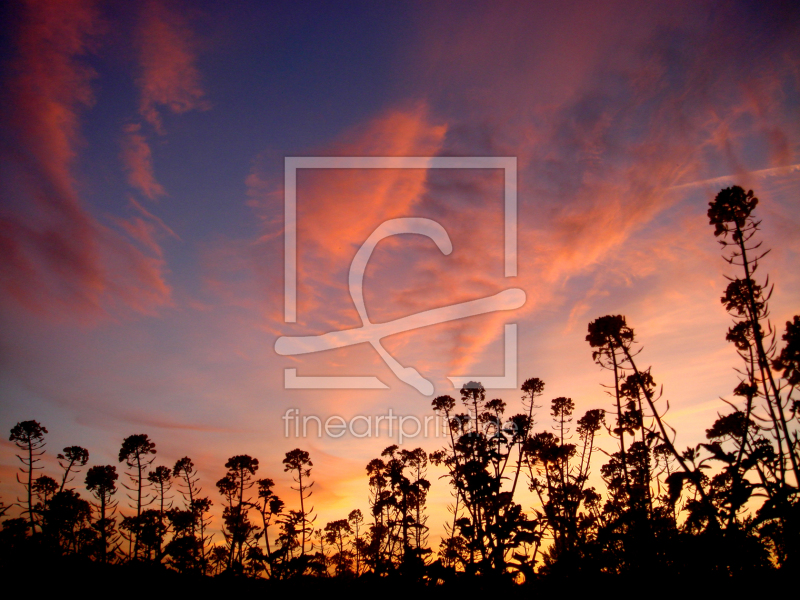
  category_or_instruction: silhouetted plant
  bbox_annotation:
[0,517,29,553]
[41,488,93,555]
[348,508,366,575]
[282,449,315,558]
[324,518,352,575]
[586,316,635,501]
[9,420,48,533]
[364,454,390,572]
[147,465,173,560]
[367,445,431,576]
[133,508,168,561]
[85,465,119,563]
[706,185,800,568]
[774,316,800,392]
[165,508,203,573]
[253,477,283,577]
[709,187,798,483]
[172,456,212,572]
[209,544,229,575]
[274,509,306,575]
[32,475,58,519]
[431,382,539,577]
[118,434,157,560]
[526,400,605,573]
[587,315,720,573]
[217,454,260,573]
[57,446,89,493]
[2,190,798,584]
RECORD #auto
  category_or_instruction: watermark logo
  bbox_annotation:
[275,157,524,395]
[282,407,520,444]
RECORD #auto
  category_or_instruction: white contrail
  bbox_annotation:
[668,163,800,191]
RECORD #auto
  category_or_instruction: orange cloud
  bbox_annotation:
[295,105,447,267]
[243,104,449,331]
[235,1,800,404]
[0,0,171,319]
[120,123,166,199]
[136,0,209,133]
[129,197,181,241]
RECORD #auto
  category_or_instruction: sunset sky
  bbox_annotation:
[1,0,799,544]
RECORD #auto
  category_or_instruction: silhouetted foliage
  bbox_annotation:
[365,445,431,577]
[118,434,157,560]
[9,420,48,533]
[282,449,315,561]
[252,477,283,577]
[57,446,89,493]
[217,454,260,574]
[430,382,540,577]
[526,399,605,573]
[1,185,797,583]
[85,465,120,563]
[705,185,799,569]
[172,456,213,573]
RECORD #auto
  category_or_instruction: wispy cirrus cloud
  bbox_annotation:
[239,103,449,333]
[245,0,800,391]
[0,0,172,319]
[135,0,209,133]
[120,123,166,200]
[118,0,210,204]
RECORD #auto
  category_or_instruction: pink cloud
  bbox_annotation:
[232,2,800,404]
[129,197,181,241]
[0,0,171,320]
[135,0,209,133]
[120,123,166,200]
[240,103,449,332]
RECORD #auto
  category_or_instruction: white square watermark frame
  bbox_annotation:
[282,156,519,393]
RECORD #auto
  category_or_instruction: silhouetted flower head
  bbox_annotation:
[773,316,800,386]
[118,434,156,464]
[708,185,758,237]
[586,315,634,354]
